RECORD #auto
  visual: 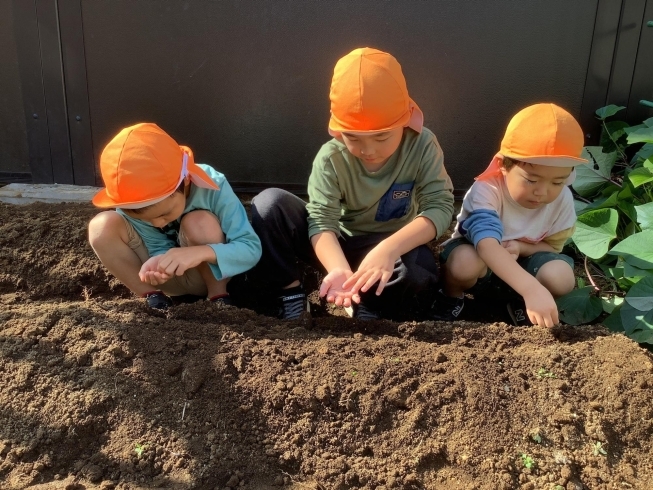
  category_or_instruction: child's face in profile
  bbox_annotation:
[501,161,572,209]
[123,190,187,228]
[340,127,404,171]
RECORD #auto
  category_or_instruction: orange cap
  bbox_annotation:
[328,47,423,136]
[476,103,588,183]
[92,123,218,209]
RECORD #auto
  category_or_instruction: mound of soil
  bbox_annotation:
[0,202,652,490]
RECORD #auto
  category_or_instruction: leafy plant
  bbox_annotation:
[134,443,147,458]
[520,453,536,469]
[592,441,607,456]
[536,367,556,379]
[556,105,653,345]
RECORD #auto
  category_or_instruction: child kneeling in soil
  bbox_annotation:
[88,123,261,310]
[251,47,455,320]
[433,103,587,327]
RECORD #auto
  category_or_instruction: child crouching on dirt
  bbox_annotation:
[251,47,455,320]
[88,123,261,310]
[433,103,587,327]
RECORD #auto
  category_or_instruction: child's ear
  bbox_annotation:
[498,158,508,177]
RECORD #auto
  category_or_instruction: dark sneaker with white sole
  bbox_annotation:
[507,299,531,326]
[345,302,380,321]
[430,289,465,321]
[279,286,310,320]
[145,291,173,310]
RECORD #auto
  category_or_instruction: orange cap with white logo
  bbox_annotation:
[328,47,423,137]
[92,123,218,209]
[476,103,588,184]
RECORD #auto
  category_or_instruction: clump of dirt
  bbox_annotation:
[0,202,652,490]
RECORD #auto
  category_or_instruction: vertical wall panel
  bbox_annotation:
[79,0,599,190]
[0,0,30,178]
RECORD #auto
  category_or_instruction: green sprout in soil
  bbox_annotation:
[554,486,566,490]
[351,370,358,377]
[536,367,556,379]
[592,441,607,456]
[530,431,542,444]
[134,443,147,458]
[520,453,536,469]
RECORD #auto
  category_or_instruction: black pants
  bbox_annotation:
[251,188,439,315]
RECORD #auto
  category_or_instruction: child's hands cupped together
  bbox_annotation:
[501,240,521,260]
[523,286,559,328]
[319,268,359,307]
[139,255,173,286]
[342,243,396,296]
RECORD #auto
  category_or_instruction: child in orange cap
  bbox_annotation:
[251,48,455,320]
[434,103,587,327]
[88,123,261,309]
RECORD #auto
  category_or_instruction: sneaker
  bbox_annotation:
[506,299,531,326]
[145,291,173,310]
[430,289,465,321]
[279,286,310,320]
[209,294,232,306]
[344,302,380,321]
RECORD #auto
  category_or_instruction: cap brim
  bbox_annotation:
[328,98,423,137]
[503,154,589,167]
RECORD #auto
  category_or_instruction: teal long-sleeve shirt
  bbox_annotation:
[306,128,455,238]
[118,165,261,280]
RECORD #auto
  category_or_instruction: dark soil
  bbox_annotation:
[0,202,652,490]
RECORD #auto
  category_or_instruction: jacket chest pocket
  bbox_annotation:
[375,182,414,222]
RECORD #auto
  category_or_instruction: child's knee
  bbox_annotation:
[445,245,486,281]
[536,260,575,297]
[180,210,224,245]
[88,211,125,248]
[251,188,297,225]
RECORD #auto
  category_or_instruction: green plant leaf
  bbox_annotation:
[644,117,653,127]
[573,147,617,197]
[572,208,619,259]
[624,124,647,134]
[635,202,653,228]
[595,105,626,120]
[608,230,653,269]
[623,262,653,278]
[602,296,624,314]
[600,121,629,152]
[624,276,653,311]
[627,126,653,145]
[556,287,603,325]
[620,300,653,343]
[632,143,653,164]
[584,191,620,211]
[602,306,625,332]
[628,167,653,187]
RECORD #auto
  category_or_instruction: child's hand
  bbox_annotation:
[319,268,358,307]
[343,243,396,296]
[156,246,213,277]
[523,286,559,328]
[139,255,173,286]
[502,240,521,260]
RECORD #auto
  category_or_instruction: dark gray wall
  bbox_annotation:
[81,0,598,190]
[0,0,29,175]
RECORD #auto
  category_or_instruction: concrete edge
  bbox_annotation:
[0,183,99,205]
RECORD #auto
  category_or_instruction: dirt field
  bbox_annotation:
[0,201,652,490]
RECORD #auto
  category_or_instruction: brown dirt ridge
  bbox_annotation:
[0,202,652,490]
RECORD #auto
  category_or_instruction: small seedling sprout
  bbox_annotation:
[530,431,542,444]
[134,443,146,458]
[592,441,607,456]
[520,453,536,469]
[536,367,556,379]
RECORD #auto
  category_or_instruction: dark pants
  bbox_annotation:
[251,188,439,315]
